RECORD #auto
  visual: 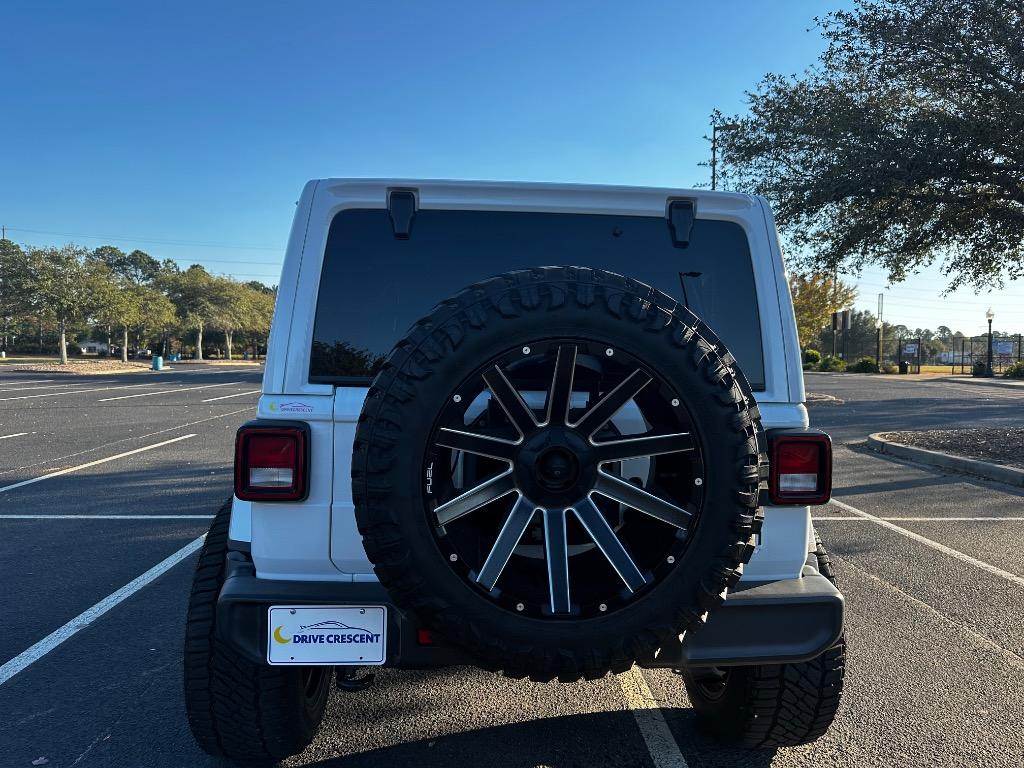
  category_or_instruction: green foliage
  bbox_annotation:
[848,357,880,373]
[790,274,857,348]
[715,0,1024,290]
[803,348,822,364]
[881,363,899,374]
[1005,361,1024,379]
[819,355,846,372]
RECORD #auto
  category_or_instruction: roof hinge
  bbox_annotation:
[388,189,417,239]
[667,199,695,248]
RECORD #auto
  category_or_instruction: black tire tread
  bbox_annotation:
[183,499,328,764]
[685,533,846,748]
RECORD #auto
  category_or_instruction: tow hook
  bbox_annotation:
[336,666,375,692]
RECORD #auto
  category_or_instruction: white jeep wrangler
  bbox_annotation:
[184,179,845,763]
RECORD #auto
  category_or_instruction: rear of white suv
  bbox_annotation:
[184,179,844,764]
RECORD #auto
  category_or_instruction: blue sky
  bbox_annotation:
[1,1,1020,336]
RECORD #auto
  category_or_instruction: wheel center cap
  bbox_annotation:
[514,427,596,507]
[535,446,580,491]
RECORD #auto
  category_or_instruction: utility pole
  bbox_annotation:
[876,293,884,365]
[710,122,740,191]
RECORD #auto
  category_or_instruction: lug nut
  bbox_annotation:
[522,346,531,354]
[449,553,458,562]
[516,602,525,612]
[667,556,675,564]
[453,394,462,403]
[599,603,608,612]
[671,398,680,407]
[694,478,703,486]
[605,348,614,356]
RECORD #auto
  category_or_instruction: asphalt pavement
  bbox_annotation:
[0,367,1021,767]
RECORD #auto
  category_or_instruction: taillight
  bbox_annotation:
[234,423,309,501]
[768,432,831,505]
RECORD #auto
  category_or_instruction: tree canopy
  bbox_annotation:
[716,0,1024,290]
[789,272,858,348]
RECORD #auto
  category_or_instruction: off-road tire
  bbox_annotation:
[683,534,846,748]
[353,266,766,682]
[183,500,331,764]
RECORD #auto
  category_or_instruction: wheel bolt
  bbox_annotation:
[599,603,607,612]
[449,553,458,562]
[667,556,675,564]
[671,398,680,407]
[516,602,525,611]
[694,478,703,486]
[453,394,462,403]
[522,346,531,354]
[605,348,614,356]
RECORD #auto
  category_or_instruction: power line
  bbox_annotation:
[6,226,282,252]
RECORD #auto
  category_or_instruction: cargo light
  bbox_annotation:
[234,424,308,502]
[768,432,831,505]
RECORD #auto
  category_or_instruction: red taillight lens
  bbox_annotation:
[769,433,831,505]
[234,425,308,501]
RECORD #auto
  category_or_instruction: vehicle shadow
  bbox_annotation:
[295,697,778,768]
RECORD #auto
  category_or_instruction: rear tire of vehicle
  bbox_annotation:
[682,534,846,748]
[184,499,331,765]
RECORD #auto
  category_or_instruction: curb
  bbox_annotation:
[867,433,1024,488]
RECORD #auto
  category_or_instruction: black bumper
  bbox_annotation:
[216,553,843,670]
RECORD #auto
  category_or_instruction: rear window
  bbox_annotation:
[309,209,765,389]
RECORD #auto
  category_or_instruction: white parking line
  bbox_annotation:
[0,378,54,386]
[0,408,250,478]
[0,382,156,402]
[0,535,206,686]
[0,432,30,440]
[816,516,1024,521]
[829,498,1024,588]
[0,434,196,494]
[834,554,1024,671]
[0,518,214,524]
[97,381,241,402]
[201,389,261,403]
[0,381,118,392]
[618,667,689,768]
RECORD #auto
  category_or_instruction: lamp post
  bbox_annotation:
[711,122,740,191]
[985,307,995,377]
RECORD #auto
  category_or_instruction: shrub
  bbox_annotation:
[819,355,846,372]
[848,357,880,373]
[802,362,816,371]
[880,363,898,374]
[803,348,822,365]
[1005,361,1024,379]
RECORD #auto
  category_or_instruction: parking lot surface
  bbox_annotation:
[0,367,1021,767]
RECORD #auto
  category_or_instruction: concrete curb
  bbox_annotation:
[867,433,1024,488]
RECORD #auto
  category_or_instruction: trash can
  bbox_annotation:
[152,356,163,371]
[899,360,909,375]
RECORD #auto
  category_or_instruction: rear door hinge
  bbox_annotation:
[667,199,695,248]
[388,189,417,239]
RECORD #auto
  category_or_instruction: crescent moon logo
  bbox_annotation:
[273,625,291,644]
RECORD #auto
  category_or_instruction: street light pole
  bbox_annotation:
[985,307,995,376]
[711,121,740,191]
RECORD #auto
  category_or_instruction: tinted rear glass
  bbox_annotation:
[310,209,765,389]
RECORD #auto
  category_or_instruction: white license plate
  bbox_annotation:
[267,605,387,665]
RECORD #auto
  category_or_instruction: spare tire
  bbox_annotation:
[353,267,765,682]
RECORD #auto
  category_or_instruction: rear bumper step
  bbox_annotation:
[216,552,843,670]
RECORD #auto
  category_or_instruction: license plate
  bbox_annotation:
[267,605,387,665]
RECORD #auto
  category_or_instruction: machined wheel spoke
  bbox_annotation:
[573,498,648,592]
[545,344,577,425]
[482,366,539,437]
[543,509,571,613]
[593,432,695,463]
[437,427,518,461]
[476,496,537,591]
[572,369,653,437]
[593,472,693,529]
[434,471,517,526]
